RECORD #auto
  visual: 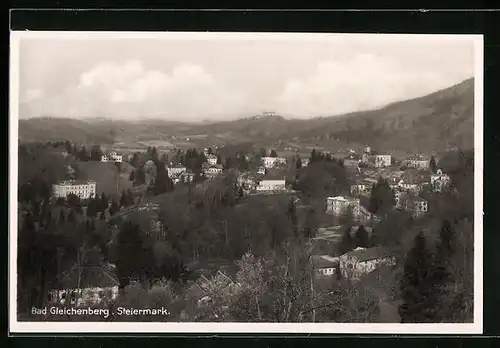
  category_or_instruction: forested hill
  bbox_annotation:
[18,78,474,153]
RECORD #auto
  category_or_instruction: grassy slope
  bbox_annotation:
[74,161,135,198]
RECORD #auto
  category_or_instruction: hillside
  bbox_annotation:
[18,78,474,153]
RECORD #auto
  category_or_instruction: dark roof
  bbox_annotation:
[312,255,339,269]
[60,266,119,289]
[344,247,395,263]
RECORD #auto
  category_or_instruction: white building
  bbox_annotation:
[339,247,396,280]
[430,169,451,192]
[262,156,287,168]
[405,196,428,218]
[257,166,266,175]
[300,158,310,167]
[203,163,224,177]
[343,154,361,167]
[312,255,339,278]
[166,163,187,178]
[372,154,392,168]
[403,155,430,170]
[53,180,97,200]
[48,265,119,307]
[101,151,123,163]
[255,179,286,192]
[206,154,218,166]
[326,196,360,218]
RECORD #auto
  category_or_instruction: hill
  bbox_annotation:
[18,78,474,153]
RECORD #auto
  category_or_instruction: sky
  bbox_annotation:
[16,33,476,122]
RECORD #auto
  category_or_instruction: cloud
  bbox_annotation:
[25,60,247,121]
[271,53,473,118]
[20,88,43,103]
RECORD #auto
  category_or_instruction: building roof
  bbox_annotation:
[312,255,339,269]
[344,154,361,160]
[342,247,395,263]
[59,265,119,289]
[168,163,186,168]
[327,195,359,202]
[56,180,95,186]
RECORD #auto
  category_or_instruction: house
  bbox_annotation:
[257,166,266,175]
[350,180,372,196]
[166,163,187,178]
[361,149,391,168]
[101,151,123,163]
[403,155,430,170]
[48,264,119,307]
[255,179,286,192]
[404,196,428,218]
[202,163,224,177]
[312,255,339,278]
[430,169,451,192]
[338,247,396,280]
[326,196,361,218]
[343,154,361,167]
[301,158,310,167]
[261,156,287,169]
[178,170,195,184]
[206,154,218,166]
[53,180,97,200]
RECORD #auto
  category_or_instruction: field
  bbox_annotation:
[75,161,135,198]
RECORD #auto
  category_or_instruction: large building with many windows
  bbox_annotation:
[262,156,287,168]
[53,180,97,200]
[326,196,360,217]
[101,151,123,163]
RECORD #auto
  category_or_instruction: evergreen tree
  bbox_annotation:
[368,179,395,214]
[100,193,108,212]
[90,145,103,161]
[399,231,436,323]
[429,156,437,174]
[339,227,355,254]
[134,167,146,186]
[78,146,89,161]
[120,191,128,208]
[207,147,213,155]
[310,149,317,163]
[355,225,370,248]
[109,199,120,216]
[296,156,302,170]
[270,149,278,158]
[59,209,66,225]
[225,156,233,169]
[129,170,135,181]
[429,220,455,322]
[126,189,135,206]
[67,209,76,223]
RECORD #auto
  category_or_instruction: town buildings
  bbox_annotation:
[255,179,286,192]
[261,156,287,169]
[326,196,361,218]
[404,196,428,218]
[202,163,224,178]
[312,255,339,278]
[403,155,430,170]
[361,148,392,168]
[206,154,218,166]
[343,154,361,167]
[52,180,97,200]
[338,247,396,280]
[300,158,310,167]
[257,166,266,175]
[430,169,451,192]
[166,163,187,178]
[101,151,123,163]
[48,264,119,306]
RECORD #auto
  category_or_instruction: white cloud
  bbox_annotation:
[272,53,473,118]
[20,88,43,103]
[27,60,247,121]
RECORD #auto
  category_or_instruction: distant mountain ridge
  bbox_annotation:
[18,78,474,153]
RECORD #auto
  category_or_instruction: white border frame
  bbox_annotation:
[9,31,484,334]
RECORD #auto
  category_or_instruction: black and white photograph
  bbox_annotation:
[9,31,483,334]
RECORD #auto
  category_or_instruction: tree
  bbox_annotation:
[109,199,120,216]
[429,156,437,174]
[399,231,435,323]
[355,225,369,248]
[339,227,355,254]
[129,170,135,182]
[90,145,103,161]
[100,193,108,212]
[296,156,302,170]
[151,160,174,195]
[270,149,278,158]
[134,166,146,186]
[67,194,81,207]
[120,191,128,208]
[126,189,135,206]
[225,156,233,169]
[116,221,144,288]
[207,147,213,155]
[78,146,89,161]
[429,220,455,322]
[368,179,395,214]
